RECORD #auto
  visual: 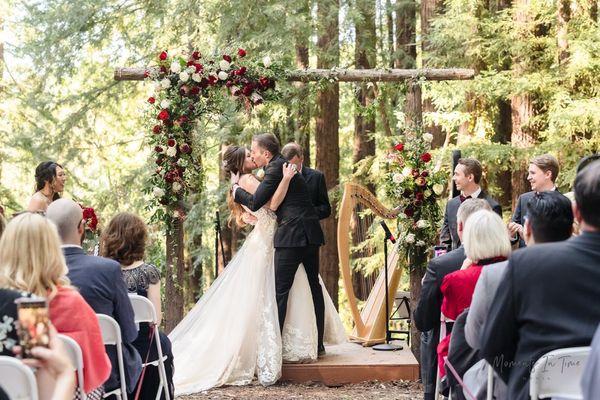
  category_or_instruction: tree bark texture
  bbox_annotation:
[165,219,185,333]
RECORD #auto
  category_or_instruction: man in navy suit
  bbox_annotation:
[281,142,331,220]
[46,199,142,394]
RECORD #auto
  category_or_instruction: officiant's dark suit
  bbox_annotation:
[480,231,600,399]
[234,153,326,349]
[413,246,466,399]
[301,166,331,220]
[440,191,502,250]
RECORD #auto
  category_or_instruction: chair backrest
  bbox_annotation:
[97,313,122,346]
[530,346,590,399]
[58,334,85,397]
[128,294,157,325]
[0,356,38,400]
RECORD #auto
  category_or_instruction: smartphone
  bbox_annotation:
[15,297,50,358]
[433,245,448,258]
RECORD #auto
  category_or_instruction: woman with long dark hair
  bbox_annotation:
[27,161,67,212]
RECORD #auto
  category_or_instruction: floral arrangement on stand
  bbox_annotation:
[384,125,446,266]
[144,48,281,229]
[80,205,100,255]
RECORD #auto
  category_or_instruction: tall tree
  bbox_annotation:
[557,0,571,66]
[316,0,341,307]
[293,0,312,166]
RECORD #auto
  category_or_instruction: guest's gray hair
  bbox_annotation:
[456,198,492,225]
[463,210,511,262]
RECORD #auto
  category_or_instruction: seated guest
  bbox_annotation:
[437,210,511,378]
[440,158,502,251]
[582,323,600,400]
[508,154,566,247]
[100,212,174,399]
[46,199,142,395]
[414,198,492,400]
[27,161,67,212]
[0,213,110,397]
[481,160,600,400]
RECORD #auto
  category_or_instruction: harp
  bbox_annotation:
[337,182,403,346]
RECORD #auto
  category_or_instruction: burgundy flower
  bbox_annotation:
[167,138,176,147]
[177,116,188,125]
[180,143,192,154]
[192,51,201,60]
[411,169,420,178]
[259,76,270,88]
[415,176,427,186]
[238,67,247,75]
[194,63,203,73]
[186,60,194,67]
[157,109,170,121]
[208,75,218,85]
[405,207,415,217]
[420,152,432,163]
[148,97,156,104]
[159,51,168,61]
[152,125,161,134]
[199,78,209,88]
[143,71,149,78]
[160,66,168,74]
[237,48,247,58]
[155,145,164,153]
[394,143,404,151]
[416,191,425,201]
[421,171,429,177]
[164,172,175,183]
[222,54,232,63]
[403,189,412,198]
[156,156,164,165]
[190,86,200,96]
[242,84,254,96]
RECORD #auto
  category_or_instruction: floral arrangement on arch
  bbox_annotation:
[384,125,446,264]
[144,48,281,228]
[80,205,100,255]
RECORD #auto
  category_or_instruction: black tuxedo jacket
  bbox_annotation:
[302,166,331,220]
[480,231,600,400]
[413,246,466,394]
[510,189,565,247]
[440,190,502,250]
[235,154,325,248]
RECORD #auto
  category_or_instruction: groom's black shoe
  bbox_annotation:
[318,345,326,357]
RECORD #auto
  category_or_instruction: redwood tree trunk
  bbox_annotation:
[294,7,311,166]
[165,219,185,332]
[557,0,571,66]
[316,0,340,308]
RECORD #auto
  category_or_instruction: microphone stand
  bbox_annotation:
[373,221,403,352]
[214,211,226,279]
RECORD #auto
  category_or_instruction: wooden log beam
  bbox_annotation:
[114,67,475,82]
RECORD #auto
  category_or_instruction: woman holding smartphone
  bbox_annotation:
[0,213,110,399]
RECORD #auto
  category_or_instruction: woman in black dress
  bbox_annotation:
[100,213,174,399]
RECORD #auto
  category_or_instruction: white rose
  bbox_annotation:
[405,233,416,244]
[433,183,444,196]
[402,166,412,177]
[262,56,272,67]
[219,60,230,71]
[172,182,182,193]
[160,99,171,109]
[424,189,432,198]
[166,146,177,157]
[186,66,196,74]
[416,220,429,229]
[179,71,190,82]
[423,133,434,143]
[416,240,426,247]
[392,173,404,184]
[154,83,162,93]
[177,158,188,167]
[398,213,407,220]
[192,73,202,82]
[170,61,181,73]
[152,187,165,198]
[160,78,171,89]
[256,169,265,179]
[218,71,228,80]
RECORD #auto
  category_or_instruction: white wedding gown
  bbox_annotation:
[169,208,346,395]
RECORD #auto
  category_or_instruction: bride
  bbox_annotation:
[169,145,346,395]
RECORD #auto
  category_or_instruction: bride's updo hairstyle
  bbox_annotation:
[223,145,249,228]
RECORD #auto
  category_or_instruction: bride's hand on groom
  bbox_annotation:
[282,163,297,180]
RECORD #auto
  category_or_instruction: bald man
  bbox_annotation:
[46,199,142,394]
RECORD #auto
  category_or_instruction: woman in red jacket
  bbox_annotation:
[0,212,111,399]
[437,209,511,377]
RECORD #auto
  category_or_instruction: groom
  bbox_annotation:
[231,133,326,356]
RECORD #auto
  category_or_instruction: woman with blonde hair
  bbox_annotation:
[436,210,511,379]
[0,213,111,399]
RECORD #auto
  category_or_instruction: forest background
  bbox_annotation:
[1,0,599,350]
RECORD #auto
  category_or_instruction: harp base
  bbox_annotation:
[373,342,403,351]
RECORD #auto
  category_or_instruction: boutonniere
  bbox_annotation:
[256,169,265,180]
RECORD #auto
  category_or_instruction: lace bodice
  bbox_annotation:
[250,208,277,238]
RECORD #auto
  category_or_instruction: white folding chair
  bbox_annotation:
[435,313,455,399]
[529,346,590,400]
[0,355,38,400]
[58,334,86,400]
[97,314,128,400]
[128,294,170,400]
[486,362,494,400]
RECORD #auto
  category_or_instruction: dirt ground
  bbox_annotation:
[179,380,423,399]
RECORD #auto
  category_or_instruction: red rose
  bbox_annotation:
[208,75,217,85]
[157,109,170,121]
[148,97,156,104]
[192,51,201,60]
[416,191,425,201]
[242,84,254,96]
[394,143,404,151]
[223,54,232,63]
[155,146,163,153]
[180,143,192,154]
[152,125,161,134]
[143,71,149,78]
[167,138,176,147]
[420,152,432,163]
[259,76,270,88]
[421,171,429,177]
[164,172,175,183]
[239,67,247,75]
[194,63,203,73]
[159,51,168,61]
[237,48,247,57]
[190,86,200,96]
[186,60,194,67]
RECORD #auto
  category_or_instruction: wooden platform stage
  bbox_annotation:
[281,341,419,385]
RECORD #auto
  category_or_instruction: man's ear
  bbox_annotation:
[78,219,85,236]
[573,201,583,225]
[524,219,533,244]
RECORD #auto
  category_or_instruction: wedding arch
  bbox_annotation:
[114,49,474,332]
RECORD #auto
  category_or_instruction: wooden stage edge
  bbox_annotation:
[281,341,419,385]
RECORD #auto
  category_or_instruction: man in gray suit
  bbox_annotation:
[440,158,502,250]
